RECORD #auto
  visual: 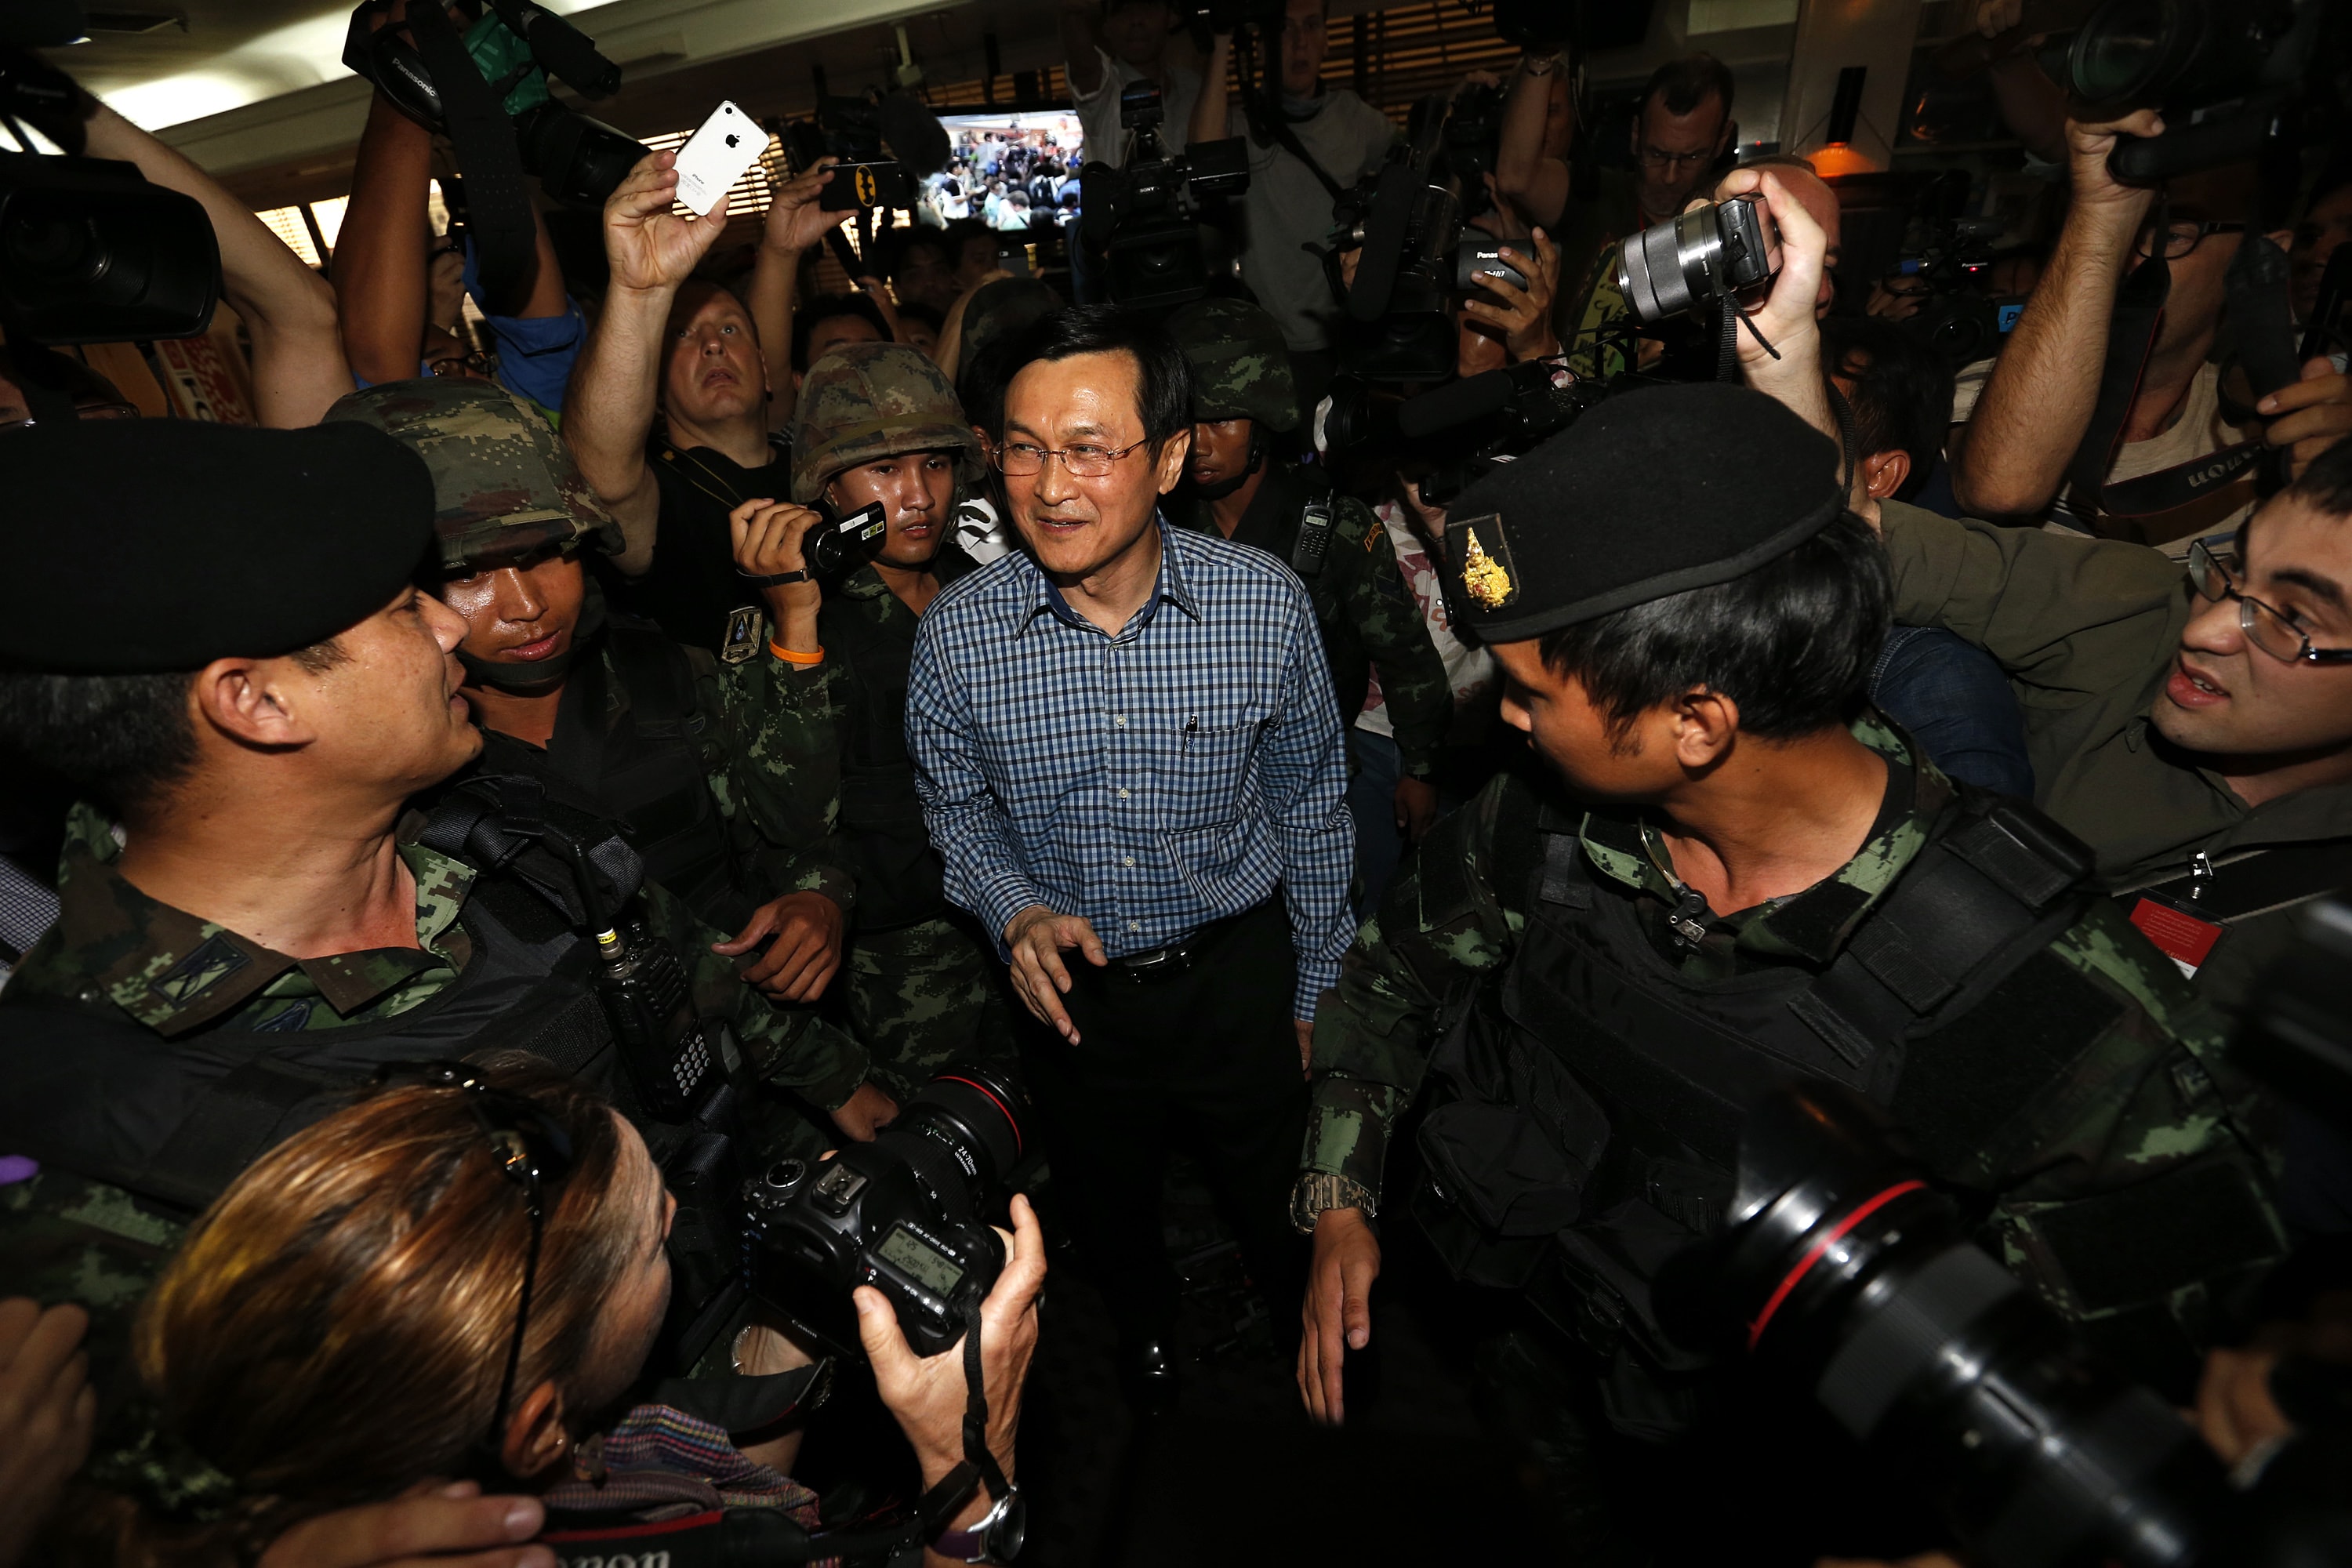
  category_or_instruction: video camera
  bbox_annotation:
[742,1067,1028,1358]
[1080,79,1248,309]
[2064,0,2326,181]
[1656,891,2352,1567]
[1893,212,2019,368]
[342,0,644,311]
[0,36,219,346]
[781,96,921,214]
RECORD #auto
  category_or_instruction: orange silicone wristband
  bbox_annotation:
[771,641,824,666]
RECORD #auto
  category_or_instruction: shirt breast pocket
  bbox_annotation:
[1158,717,1264,832]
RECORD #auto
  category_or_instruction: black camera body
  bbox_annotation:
[1330,145,1464,382]
[1444,82,1507,221]
[742,1069,1027,1358]
[788,97,920,212]
[1616,190,1780,325]
[1083,81,1250,309]
[0,151,219,345]
[819,160,919,212]
[2065,0,2325,181]
[804,499,890,577]
[1893,215,2021,368]
[342,0,644,212]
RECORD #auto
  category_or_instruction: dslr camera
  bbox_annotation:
[742,1068,1029,1357]
[1080,80,1248,309]
[2064,0,2325,181]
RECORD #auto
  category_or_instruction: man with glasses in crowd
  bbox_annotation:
[1951,109,2352,546]
[1497,52,1736,339]
[906,306,1354,1413]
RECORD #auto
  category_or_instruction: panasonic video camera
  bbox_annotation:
[742,1068,1028,1359]
[1080,80,1248,309]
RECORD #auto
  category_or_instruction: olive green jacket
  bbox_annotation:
[1880,498,2352,1018]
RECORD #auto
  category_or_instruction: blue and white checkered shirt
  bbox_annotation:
[906,519,1356,1019]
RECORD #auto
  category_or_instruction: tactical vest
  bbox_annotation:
[817,561,975,933]
[1413,782,2285,1414]
[477,616,754,935]
[0,851,619,1216]
[1236,467,1375,727]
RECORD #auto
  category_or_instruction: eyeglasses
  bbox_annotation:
[374,1060,576,1454]
[429,350,498,379]
[1635,145,1716,171]
[2133,220,2248,260]
[2187,539,2352,666]
[992,435,1154,477]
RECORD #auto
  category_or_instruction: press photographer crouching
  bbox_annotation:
[37,1058,1039,1568]
[1293,380,2287,1559]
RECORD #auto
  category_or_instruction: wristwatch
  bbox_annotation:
[931,1483,1026,1565]
[737,566,811,586]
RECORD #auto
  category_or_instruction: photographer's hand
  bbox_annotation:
[728,497,827,655]
[604,150,732,297]
[0,1300,94,1568]
[763,158,848,256]
[2062,107,2164,226]
[1461,229,1562,362]
[1298,1208,1381,1425]
[1002,905,1108,1044]
[2256,357,2352,481]
[258,1483,550,1568]
[1719,168,1835,448]
[857,1195,1045,1532]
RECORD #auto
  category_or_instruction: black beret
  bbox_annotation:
[1445,382,1843,643]
[0,420,436,673]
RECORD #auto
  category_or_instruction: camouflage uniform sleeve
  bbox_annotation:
[706,643,860,916]
[1958,898,2288,1349]
[652,874,871,1112]
[1340,505,1454,781]
[1297,771,1531,1217]
[0,1170,183,1451]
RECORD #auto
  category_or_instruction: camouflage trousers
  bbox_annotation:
[844,915,1018,1103]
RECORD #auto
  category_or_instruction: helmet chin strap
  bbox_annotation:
[1190,425,1268,503]
[456,575,608,695]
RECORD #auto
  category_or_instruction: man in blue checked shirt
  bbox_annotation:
[907,307,1356,1411]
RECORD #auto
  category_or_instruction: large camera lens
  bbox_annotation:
[1615,195,1776,325]
[0,155,219,345]
[891,1066,1026,1204]
[1668,1085,2229,1568]
[2067,0,2202,112]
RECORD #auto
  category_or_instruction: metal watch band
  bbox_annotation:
[931,1483,1018,1564]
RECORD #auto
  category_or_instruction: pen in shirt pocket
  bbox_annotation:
[1183,714,1198,749]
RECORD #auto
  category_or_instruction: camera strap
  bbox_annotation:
[406,0,539,316]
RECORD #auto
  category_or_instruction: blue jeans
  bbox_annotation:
[1348,729,1405,921]
[1869,626,2035,799]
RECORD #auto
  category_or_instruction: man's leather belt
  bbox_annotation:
[1106,902,1262,983]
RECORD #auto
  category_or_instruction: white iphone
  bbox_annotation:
[673,100,766,218]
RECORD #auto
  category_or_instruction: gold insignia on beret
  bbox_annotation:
[1458,524,1515,610]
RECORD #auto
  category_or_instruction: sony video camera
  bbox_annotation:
[2064,0,2326,182]
[1080,80,1248,309]
[742,1068,1029,1358]
[805,499,890,577]
[0,40,219,345]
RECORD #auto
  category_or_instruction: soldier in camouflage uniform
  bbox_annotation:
[325,378,898,1133]
[1292,384,2285,1554]
[0,419,865,1505]
[770,341,1018,1100]
[1165,298,1456,842]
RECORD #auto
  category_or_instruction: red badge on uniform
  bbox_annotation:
[2128,891,2223,978]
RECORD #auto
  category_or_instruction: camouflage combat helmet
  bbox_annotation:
[1167,296,1298,433]
[323,378,622,572]
[789,341,985,505]
[959,278,1060,376]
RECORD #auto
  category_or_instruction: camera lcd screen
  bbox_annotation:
[878,1224,965,1298]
